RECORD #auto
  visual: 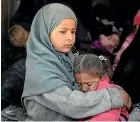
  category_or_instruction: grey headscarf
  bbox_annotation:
[22,3,78,98]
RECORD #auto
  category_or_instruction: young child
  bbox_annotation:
[8,25,29,47]
[88,33,120,65]
[113,9,140,70]
[22,3,131,121]
[90,33,120,54]
[74,54,129,121]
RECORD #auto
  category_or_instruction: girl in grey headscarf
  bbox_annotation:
[22,3,131,121]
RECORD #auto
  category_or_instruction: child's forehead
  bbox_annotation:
[109,34,120,42]
[111,33,119,38]
[76,71,99,78]
[78,69,101,76]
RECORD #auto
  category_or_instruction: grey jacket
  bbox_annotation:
[24,86,123,121]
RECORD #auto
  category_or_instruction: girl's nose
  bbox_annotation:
[67,32,73,41]
[81,85,88,92]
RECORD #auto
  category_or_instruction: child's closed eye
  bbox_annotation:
[87,82,94,86]
[107,36,112,40]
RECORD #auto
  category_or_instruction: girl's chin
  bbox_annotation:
[59,48,71,53]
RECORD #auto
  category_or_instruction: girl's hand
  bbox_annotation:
[119,89,132,110]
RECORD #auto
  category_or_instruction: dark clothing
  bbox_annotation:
[1,58,26,108]
[112,27,140,104]
[9,0,52,31]
[1,105,27,121]
[110,0,140,23]
[7,46,26,67]
[110,0,140,40]
[88,47,115,65]
[9,0,93,33]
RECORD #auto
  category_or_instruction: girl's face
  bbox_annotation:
[99,34,120,53]
[50,19,76,53]
[75,72,101,92]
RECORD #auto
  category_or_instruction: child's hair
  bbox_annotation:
[8,25,28,47]
[74,54,113,78]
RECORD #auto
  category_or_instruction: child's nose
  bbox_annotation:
[81,85,88,92]
[110,43,115,47]
[67,32,73,41]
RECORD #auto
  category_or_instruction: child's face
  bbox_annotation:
[75,72,101,92]
[50,19,76,53]
[99,34,120,53]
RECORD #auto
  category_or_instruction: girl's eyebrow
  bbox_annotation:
[83,80,96,84]
[59,27,76,30]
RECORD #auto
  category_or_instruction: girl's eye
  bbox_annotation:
[87,82,93,86]
[60,31,66,34]
[77,83,81,88]
[108,36,112,40]
[77,83,81,86]
[72,31,76,34]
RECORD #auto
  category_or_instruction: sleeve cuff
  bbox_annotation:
[107,88,123,108]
